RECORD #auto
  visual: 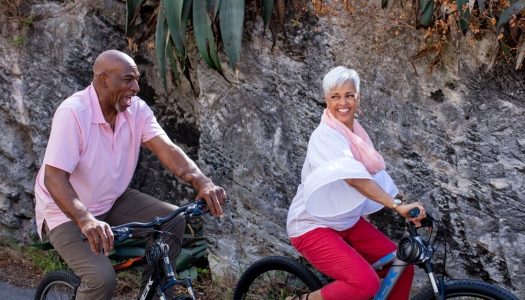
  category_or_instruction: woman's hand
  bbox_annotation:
[396,202,426,227]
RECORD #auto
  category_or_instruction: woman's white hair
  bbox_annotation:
[322,66,360,96]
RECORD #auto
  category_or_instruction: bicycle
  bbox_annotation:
[34,199,210,300]
[233,208,519,300]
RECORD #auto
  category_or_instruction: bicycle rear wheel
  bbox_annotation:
[34,270,80,300]
[233,256,323,300]
[412,279,519,300]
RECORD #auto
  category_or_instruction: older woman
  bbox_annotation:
[286,66,426,300]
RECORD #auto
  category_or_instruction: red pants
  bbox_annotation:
[290,217,414,300]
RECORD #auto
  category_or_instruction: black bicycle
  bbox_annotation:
[233,208,519,300]
[34,199,209,300]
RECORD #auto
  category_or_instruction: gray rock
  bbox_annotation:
[1,0,523,298]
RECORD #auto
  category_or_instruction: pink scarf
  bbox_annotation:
[321,109,386,174]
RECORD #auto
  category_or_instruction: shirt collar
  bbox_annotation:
[89,83,107,124]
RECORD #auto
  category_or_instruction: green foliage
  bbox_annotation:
[126,0,290,89]
[8,36,26,47]
[193,0,223,73]
[21,14,35,26]
[25,246,69,274]
[219,0,245,71]
[418,0,434,27]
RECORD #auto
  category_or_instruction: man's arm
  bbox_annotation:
[44,165,114,255]
[143,134,227,217]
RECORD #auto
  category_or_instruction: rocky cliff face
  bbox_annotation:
[1,0,523,297]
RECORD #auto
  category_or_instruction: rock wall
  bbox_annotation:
[1,0,523,297]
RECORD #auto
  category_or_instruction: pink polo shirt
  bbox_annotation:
[34,84,166,238]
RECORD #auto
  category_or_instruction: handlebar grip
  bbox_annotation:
[195,199,207,206]
[409,207,420,218]
[80,234,87,242]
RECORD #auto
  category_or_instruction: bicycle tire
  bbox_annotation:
[34,270,80,300]
[233,256,323,300]
[412,279,519,300]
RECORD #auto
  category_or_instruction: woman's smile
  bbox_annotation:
[325,80,358,129]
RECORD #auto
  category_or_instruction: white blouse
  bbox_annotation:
[286,124,398,238]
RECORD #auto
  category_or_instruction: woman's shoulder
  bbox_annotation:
[309,124,348,144]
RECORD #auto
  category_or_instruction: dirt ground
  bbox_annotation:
[0,246,43,289]
[0,245,231,299]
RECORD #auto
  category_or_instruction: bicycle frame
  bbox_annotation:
[370,219,445,300]
[105,200,209,300]
[370,251,408,299]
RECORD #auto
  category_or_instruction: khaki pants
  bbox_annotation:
[46,188,186,300]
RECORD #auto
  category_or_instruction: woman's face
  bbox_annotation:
[324,80,359,129]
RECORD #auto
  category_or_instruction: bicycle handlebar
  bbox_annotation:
[80,199,209,243]
[408,207,435,228]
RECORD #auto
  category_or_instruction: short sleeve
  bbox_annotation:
[139,103,166,143]
[42,108,82,173]
[303,125,374,217]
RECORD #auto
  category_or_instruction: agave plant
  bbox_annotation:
[126,0,291,90]
[381,0,525,69]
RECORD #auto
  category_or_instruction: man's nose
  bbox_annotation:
[131,80,140,93]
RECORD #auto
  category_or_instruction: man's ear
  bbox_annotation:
[98,72,108,88]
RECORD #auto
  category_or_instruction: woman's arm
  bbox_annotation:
[345,178,426,225]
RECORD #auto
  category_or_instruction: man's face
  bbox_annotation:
[105,62,140,113]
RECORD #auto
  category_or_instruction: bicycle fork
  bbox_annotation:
[370,252,445,300]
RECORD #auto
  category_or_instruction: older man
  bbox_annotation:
[34,49,226,299]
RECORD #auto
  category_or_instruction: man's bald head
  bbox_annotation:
[93,50,137,78]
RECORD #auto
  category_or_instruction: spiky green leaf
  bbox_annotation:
[207,0,221,18]
[194,0,220,70]
[456,0,471,34]
[219,0,245,71]
[31,242,54,250]
[496,1,525,34]
[261,0,274,30]
[168,40,181,84]
[155,5,169,90]
[126,0,144,37]
[478,0,485,14]
[420,0,432,13]
[164,0,186,60]
[181,0,193,35]
[109,247,145,260]
[178,266,199,280]
[420,0,434,27]
[381,0,388,9]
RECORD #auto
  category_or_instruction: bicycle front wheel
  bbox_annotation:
[412,279,519,300]
[233,256,323,300]
[34,270,80,300]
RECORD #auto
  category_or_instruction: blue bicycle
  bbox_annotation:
[233,209,519,300]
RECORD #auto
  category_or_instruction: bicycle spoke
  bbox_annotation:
[41,281,76,300]
[242,269,313,300]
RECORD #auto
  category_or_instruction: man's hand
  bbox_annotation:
[80,219,114,256]
[196,183,227,218]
